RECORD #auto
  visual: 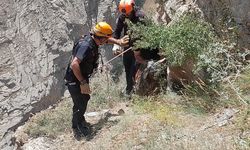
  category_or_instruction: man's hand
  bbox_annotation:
[80,83,91,94]
[118,35,129,47]
[112,44,123,56]
[107,36,129,47]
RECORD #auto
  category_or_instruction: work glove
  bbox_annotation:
[112,44,123,56]
[118,35,129,47]
[80,83,91,94]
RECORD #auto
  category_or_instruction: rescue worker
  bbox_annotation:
[64,22,129,139]
[112,0,145,97]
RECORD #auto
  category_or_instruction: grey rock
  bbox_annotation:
[21,137,56,150]
[1,0,249,149]
[0,0,117,149]
[196,0,250,48]
[155,0,250,48]
[216,108,239,127]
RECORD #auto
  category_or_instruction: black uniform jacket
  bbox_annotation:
[65,35,99,83]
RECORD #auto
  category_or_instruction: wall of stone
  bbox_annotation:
[196,0,250,47]
[0,0,118,149]
[1,0,249,149]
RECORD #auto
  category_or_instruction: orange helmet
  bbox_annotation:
[92,22,113,37]
[119,0,135,16]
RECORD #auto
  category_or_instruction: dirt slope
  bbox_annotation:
[16,100,249,150]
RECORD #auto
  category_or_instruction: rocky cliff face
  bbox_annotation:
[0,0,118,149]
[1,0,249,149]
[157,0,250,47]
[196,0,250,48]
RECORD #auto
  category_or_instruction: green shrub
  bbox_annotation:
[196,42,244,83]
[128,13,216,65]
[128,12,249,108]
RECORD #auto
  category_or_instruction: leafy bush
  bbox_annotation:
[128,12,250,107]
[128,13,248,83]
[196,42,245,83]
[128,13,216,65]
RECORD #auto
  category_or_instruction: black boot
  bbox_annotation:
[72,128,82,141]
[77,122,91,137]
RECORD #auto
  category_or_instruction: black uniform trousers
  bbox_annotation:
[123,51,136,94]
[67,83,90,129]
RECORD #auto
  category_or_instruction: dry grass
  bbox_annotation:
[222,66,250,105]
[21,94,249,150]
[132,94,183,126]
[234,106,250,148]
[19,67,250,149]
[23,98,72,138]
[88,71,126,111]
[22,71,125,139]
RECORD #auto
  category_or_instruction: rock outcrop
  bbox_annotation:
[156,0,250,47]
[0,0,118,149]
[1,0,249,149]
[196,0,250,48]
